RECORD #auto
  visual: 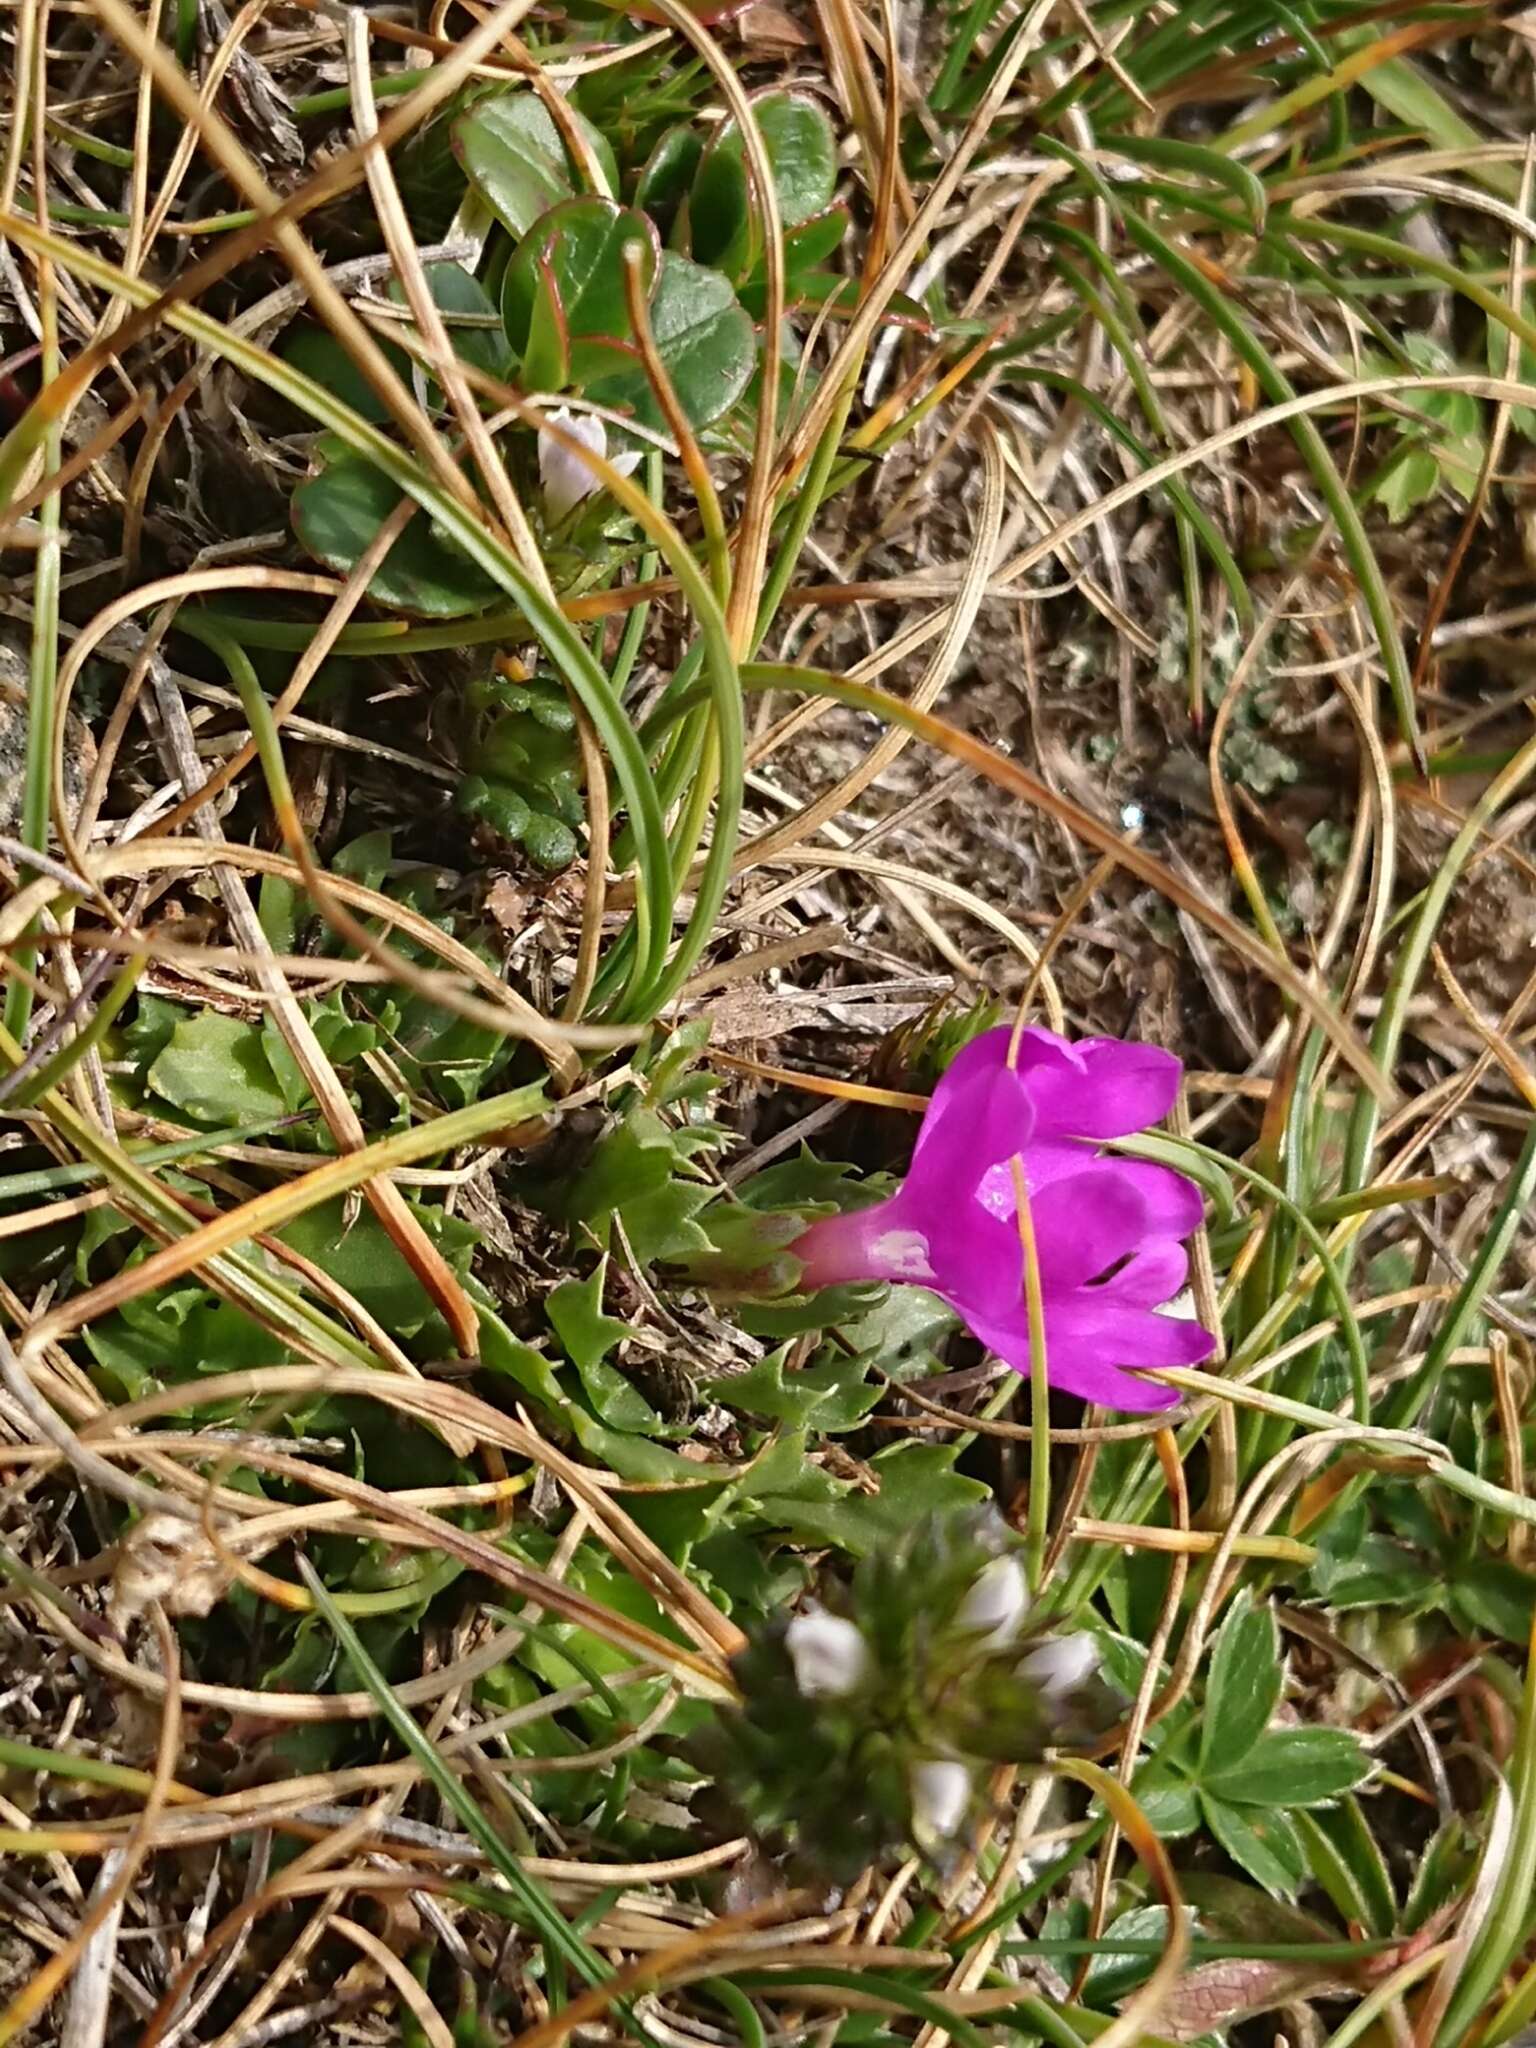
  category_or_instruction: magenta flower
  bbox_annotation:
[791,1026,1215,1411]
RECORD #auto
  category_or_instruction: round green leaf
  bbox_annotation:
[585,251,755,432]
[520,811,579,869]
[281,326,406,425]
[691,90,839,282]
[690,135,755,282]
[752,91,839,228]
[387,262,514,381]
[502,198,660,392]
[292,456,499,617]
[452,92,618,239]
[512,249,572,394]
[784,203,850,275]
[636,123,704,239]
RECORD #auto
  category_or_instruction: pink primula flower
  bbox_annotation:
[791,1026,1215,1411]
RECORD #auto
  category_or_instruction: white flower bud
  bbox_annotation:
[909,1758,972,1848]
[784,1608,871,1699]
[1021,1631,1099,1698]
[538,406,640,523]
[956,1554,1028,1645]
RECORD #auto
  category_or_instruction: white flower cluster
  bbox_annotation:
[782,1556,1099,1855]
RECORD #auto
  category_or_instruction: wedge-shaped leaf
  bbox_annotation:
[585,251,755,431]
[1364,336,1485,521]
[1134,1774,1201,1838]
[503,197,660,390]
[749,1442,989,1558]
[1308,1528,1435,1609]
[282,1198,477,1340]
[477,1307,700,1482]
[1206,1726,1370,1808]
[1369,443,1440,524]
[1202,1794,1308,1901]
[548,1262,630,1373]
[1200,1591,1282,1778]
[560,1106,713,1264]
[700,1349,880,1432]
[292,456,499,616]
[548,1265,660,1433]
[85,1290,291,1401]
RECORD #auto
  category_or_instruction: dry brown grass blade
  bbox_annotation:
[760,671,1392,1102]
[140,648,483,1401]
[0,1609,181,2042]
[507,1898,811,2048]
[741,419,1006,866]
[1053,1757,1191,2048]
[639,0,783,649]
[14,1077,568,1359]
[1,835,625,1054]
[345,9,546,586]
[138,1803,405,2048]
[0,0,568,529]
[145,503,418,840]
[79,0,491,517]
[775,0,1054,484]
[330,1917,455,2048]
[86,1364,745,1671]
[48,564,340,882]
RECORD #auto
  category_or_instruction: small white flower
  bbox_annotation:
[909,1758,972,1848]
[784,1608,871,1699]
[1021,1632,1099,1699]
[537,405,640,523]
[956,1555,1028,1646]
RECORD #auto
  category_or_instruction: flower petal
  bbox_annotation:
[909,1028,1036,1194]
[967,1299,1182,1411]
[1026,1166,1155,1292]
[539,406,607,522]
[910,1759,972,1846]
[1016,1026,1183,1139]
[794,1182,1026,1314]
[1106,1158,1204,1238]
[1048,1291,1216,1391]
[957,1556,1028,1644]
[792,1195,938,1290]
[785,1609,871,1697]
[1099,1239,1190,1308]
